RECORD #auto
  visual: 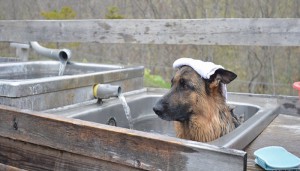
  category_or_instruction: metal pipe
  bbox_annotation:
[93,84,121,100]
[30,41,71,62]
[10,42,30,61]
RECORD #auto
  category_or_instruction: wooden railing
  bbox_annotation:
[1,18,300,46]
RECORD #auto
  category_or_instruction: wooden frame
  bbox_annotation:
[0,105,246,170]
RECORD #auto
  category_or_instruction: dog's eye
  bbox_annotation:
[180,79,188,89]
[180,78,195,90]
[179,78,185,86]
[171,78,174,87]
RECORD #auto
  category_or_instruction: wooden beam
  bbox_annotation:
[0,162,26,171]
[0,136,139,171]
[0,105,246,171]
[1,19,300,46]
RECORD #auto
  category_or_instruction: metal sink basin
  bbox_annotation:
[0,61,144,110]
[47,88,279,150]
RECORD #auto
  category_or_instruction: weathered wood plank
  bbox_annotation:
[0,162,27,171]
[1,19,300,46]
[0,136,139,171]
[0,105,246,171]
[245,114,300,170]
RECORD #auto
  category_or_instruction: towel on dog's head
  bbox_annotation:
[173,58,228,99]
[173,58,224,79]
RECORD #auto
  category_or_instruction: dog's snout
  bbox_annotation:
[153,98,174,121]
[153,98,168,116]
[153,103,164,116]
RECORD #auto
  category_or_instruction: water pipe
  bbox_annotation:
[10,42,30,61]
[30,41,71,62]
[93,84,122,101]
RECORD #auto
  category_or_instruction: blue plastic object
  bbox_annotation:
[254,146,300,170]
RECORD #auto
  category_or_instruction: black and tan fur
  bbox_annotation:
[153,66,239,142]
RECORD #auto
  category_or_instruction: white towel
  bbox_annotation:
[173,58,228,99]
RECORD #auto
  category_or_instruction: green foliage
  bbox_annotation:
[40,7,79,50]
[41,6,76,20]
[61,42,80,48]
[105,6,125,19]
[144,69,171,89]
[82,58,88,63]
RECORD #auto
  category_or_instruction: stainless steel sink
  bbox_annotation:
[0,61,144,110]
[47,88,279,150]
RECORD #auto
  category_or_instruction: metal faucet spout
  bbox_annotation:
[93,84,121,101]
[30,41,71,62]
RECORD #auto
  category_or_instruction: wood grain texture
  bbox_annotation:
[0,162,27,171]
[1,19,300,46]
[245,114,300,170]
[0,105,246,171]
[0,137,139,171]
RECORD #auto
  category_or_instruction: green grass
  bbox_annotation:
[144,69,171,89]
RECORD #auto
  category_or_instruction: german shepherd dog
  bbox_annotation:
[153,66,239,142]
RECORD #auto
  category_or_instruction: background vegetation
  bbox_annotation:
[0,0,299,95]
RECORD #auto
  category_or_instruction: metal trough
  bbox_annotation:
[0,61,144,111]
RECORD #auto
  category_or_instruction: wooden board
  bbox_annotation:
[245,114,300,170]
[0,136,138,171]
[0,105,246,171]
[0,162,27,171]
[1,19,300,46]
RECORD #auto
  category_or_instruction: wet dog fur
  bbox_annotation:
[153,66,239,142]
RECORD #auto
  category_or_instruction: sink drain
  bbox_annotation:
[106,117,117,126]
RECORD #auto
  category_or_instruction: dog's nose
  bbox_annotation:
[153,103,164,116]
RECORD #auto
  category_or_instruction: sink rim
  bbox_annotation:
[0,61,144,97]
[0,61,124,81]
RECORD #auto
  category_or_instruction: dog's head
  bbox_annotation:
[153,66,236,122]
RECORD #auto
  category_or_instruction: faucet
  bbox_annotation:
[30,41,71,62]
[93,84,121,103]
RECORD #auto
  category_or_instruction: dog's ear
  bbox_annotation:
[214,69,237,84]
[209,69,237,88]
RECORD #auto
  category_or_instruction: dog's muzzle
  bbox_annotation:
[153,101,164,117]
[153,100,173,121]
